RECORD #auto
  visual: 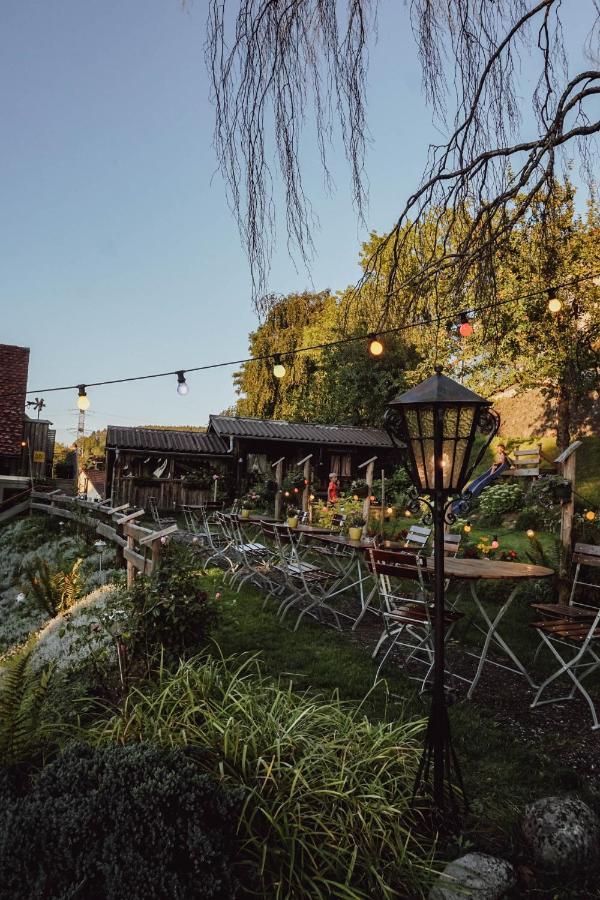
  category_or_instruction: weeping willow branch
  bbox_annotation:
[206,0,600,316]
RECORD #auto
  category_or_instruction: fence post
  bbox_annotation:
[126,535,135,587]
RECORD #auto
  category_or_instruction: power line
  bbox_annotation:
[16,269,600,398]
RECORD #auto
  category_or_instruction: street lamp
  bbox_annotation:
[385,365,499,816]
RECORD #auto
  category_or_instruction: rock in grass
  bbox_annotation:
[429,852,516,899]
[522,796,599,870]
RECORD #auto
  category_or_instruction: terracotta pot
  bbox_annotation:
[287,517,298,528]
[241,509,251,519]
[348,527,363,541]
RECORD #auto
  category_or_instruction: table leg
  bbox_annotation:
[466,581,538,700]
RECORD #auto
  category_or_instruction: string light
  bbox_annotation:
[273,354,286,378]
[404,509,412,517]
[547,290,562,314]
[386,506,393,515]
[458,312,474,337]
[13,271,599,405]
[585,510,596,522]
[463,521,472,533]
[368,333,384,356]
[526,528,535,538]
[491,536,499,549]
[176,371,189,395]
[77,385,90,411]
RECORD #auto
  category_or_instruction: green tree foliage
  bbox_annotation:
[234,289,420,425]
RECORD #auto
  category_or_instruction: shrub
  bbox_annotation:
[89,652,433,898]
[514,507,544,531]
[0,743,242,900]
[126,542,218,664]
[0,590,48,655]
[22,556,85,617]
[477,482,524,524]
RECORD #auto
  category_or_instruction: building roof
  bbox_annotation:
[106,426,230,456]
[208,415,394,448]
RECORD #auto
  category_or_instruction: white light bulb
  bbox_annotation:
[77,392,90,411]
[273,362,286,378]
[177,380,189,395]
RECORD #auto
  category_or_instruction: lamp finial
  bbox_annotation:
[434,364,443,375]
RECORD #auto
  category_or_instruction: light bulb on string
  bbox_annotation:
[491,536,499,550]
[77,385,90,411]
[368,333,384,356]
[547,291,562,314]
[463,521,472,533]
[458,312,474,337]
[176,371,189,395]
[526,528,535,538]
[273,354,286,378]
[585,510,596,522]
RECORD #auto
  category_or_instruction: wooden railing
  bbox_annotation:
[29,491,177,585]
[0,487,32,525]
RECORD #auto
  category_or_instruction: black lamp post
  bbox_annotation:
[384,365,499,815]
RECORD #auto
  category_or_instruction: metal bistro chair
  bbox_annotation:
[148,496,177,529]
[215,512,268,583]
[275,527,343,631]
[530,607,600,730]
[404,524,432,551]
[530,543,600,663]
[367,547,464,690]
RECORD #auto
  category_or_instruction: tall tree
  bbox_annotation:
[207,1,600,319]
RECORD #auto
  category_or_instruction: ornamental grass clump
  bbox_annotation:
[88,652,433,898]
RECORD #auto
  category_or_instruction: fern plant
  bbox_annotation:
[0,641,56,765]
[22,557,84,617]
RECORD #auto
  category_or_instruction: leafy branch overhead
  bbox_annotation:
[207,1,599,315]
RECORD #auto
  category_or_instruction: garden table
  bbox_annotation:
[427,557,555,699]
[302,533,377,626]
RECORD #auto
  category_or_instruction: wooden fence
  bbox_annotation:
[29,491,177,585]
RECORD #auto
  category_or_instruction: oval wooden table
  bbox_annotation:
[423,557,555,699]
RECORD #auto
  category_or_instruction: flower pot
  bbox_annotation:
[287,516,298,528]
[348,527,363,541]
[241,509,251,519]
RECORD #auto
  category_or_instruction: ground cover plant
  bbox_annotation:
[0,742,241,900]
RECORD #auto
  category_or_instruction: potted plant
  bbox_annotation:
[346,513,366,541]
[241,495,256,519]
[350,478,370,499]
[286,505,300,528]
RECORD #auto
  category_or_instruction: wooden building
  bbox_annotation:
[105,417,395,511]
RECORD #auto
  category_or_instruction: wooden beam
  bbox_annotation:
[558,442,581,602]
[114,509,145,524]
[124,546,153,577]
[139,524,178,545]
[123,522,154,542]
[96,521,126,547]
[274,458,284,521]
[555,440,583,465]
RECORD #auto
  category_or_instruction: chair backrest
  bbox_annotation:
[441,532,461,556]
[570,543,600,609]
[330,514,346,531]
[404,525,431,550]
[512,446,540,477]
[366,547,425,582]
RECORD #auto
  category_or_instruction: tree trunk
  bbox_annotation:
[556,387,571,452]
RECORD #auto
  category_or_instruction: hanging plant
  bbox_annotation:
[349,478,370,499]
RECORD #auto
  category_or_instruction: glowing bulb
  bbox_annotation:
[526,528,535,538]
[273,354,286,378]
[353,494,359,501]
[459,313,474,337]
[548,296,562,314]
[369,495,376,502]
[585,510,596,522]
[404,509,412,518]
[176,371,189,395]
[386,506,393,516]
[491,536,499,550]
[368,334,384,356]
[309,494,315,501]
[77,385,90,411]
[463,522,472,533]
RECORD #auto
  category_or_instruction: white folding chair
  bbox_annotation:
[367,548,463,689]
[404,524,432,552]
[530,608,600,730]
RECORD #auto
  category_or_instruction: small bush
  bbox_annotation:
[514,507,544,531]
[126,542,218,664]
[0,742,241,900]
[477,482,524,524]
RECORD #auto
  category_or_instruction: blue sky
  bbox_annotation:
[0,1,593,442]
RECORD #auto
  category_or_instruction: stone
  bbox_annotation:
[429,852,517,899]
[521,796,600,870]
